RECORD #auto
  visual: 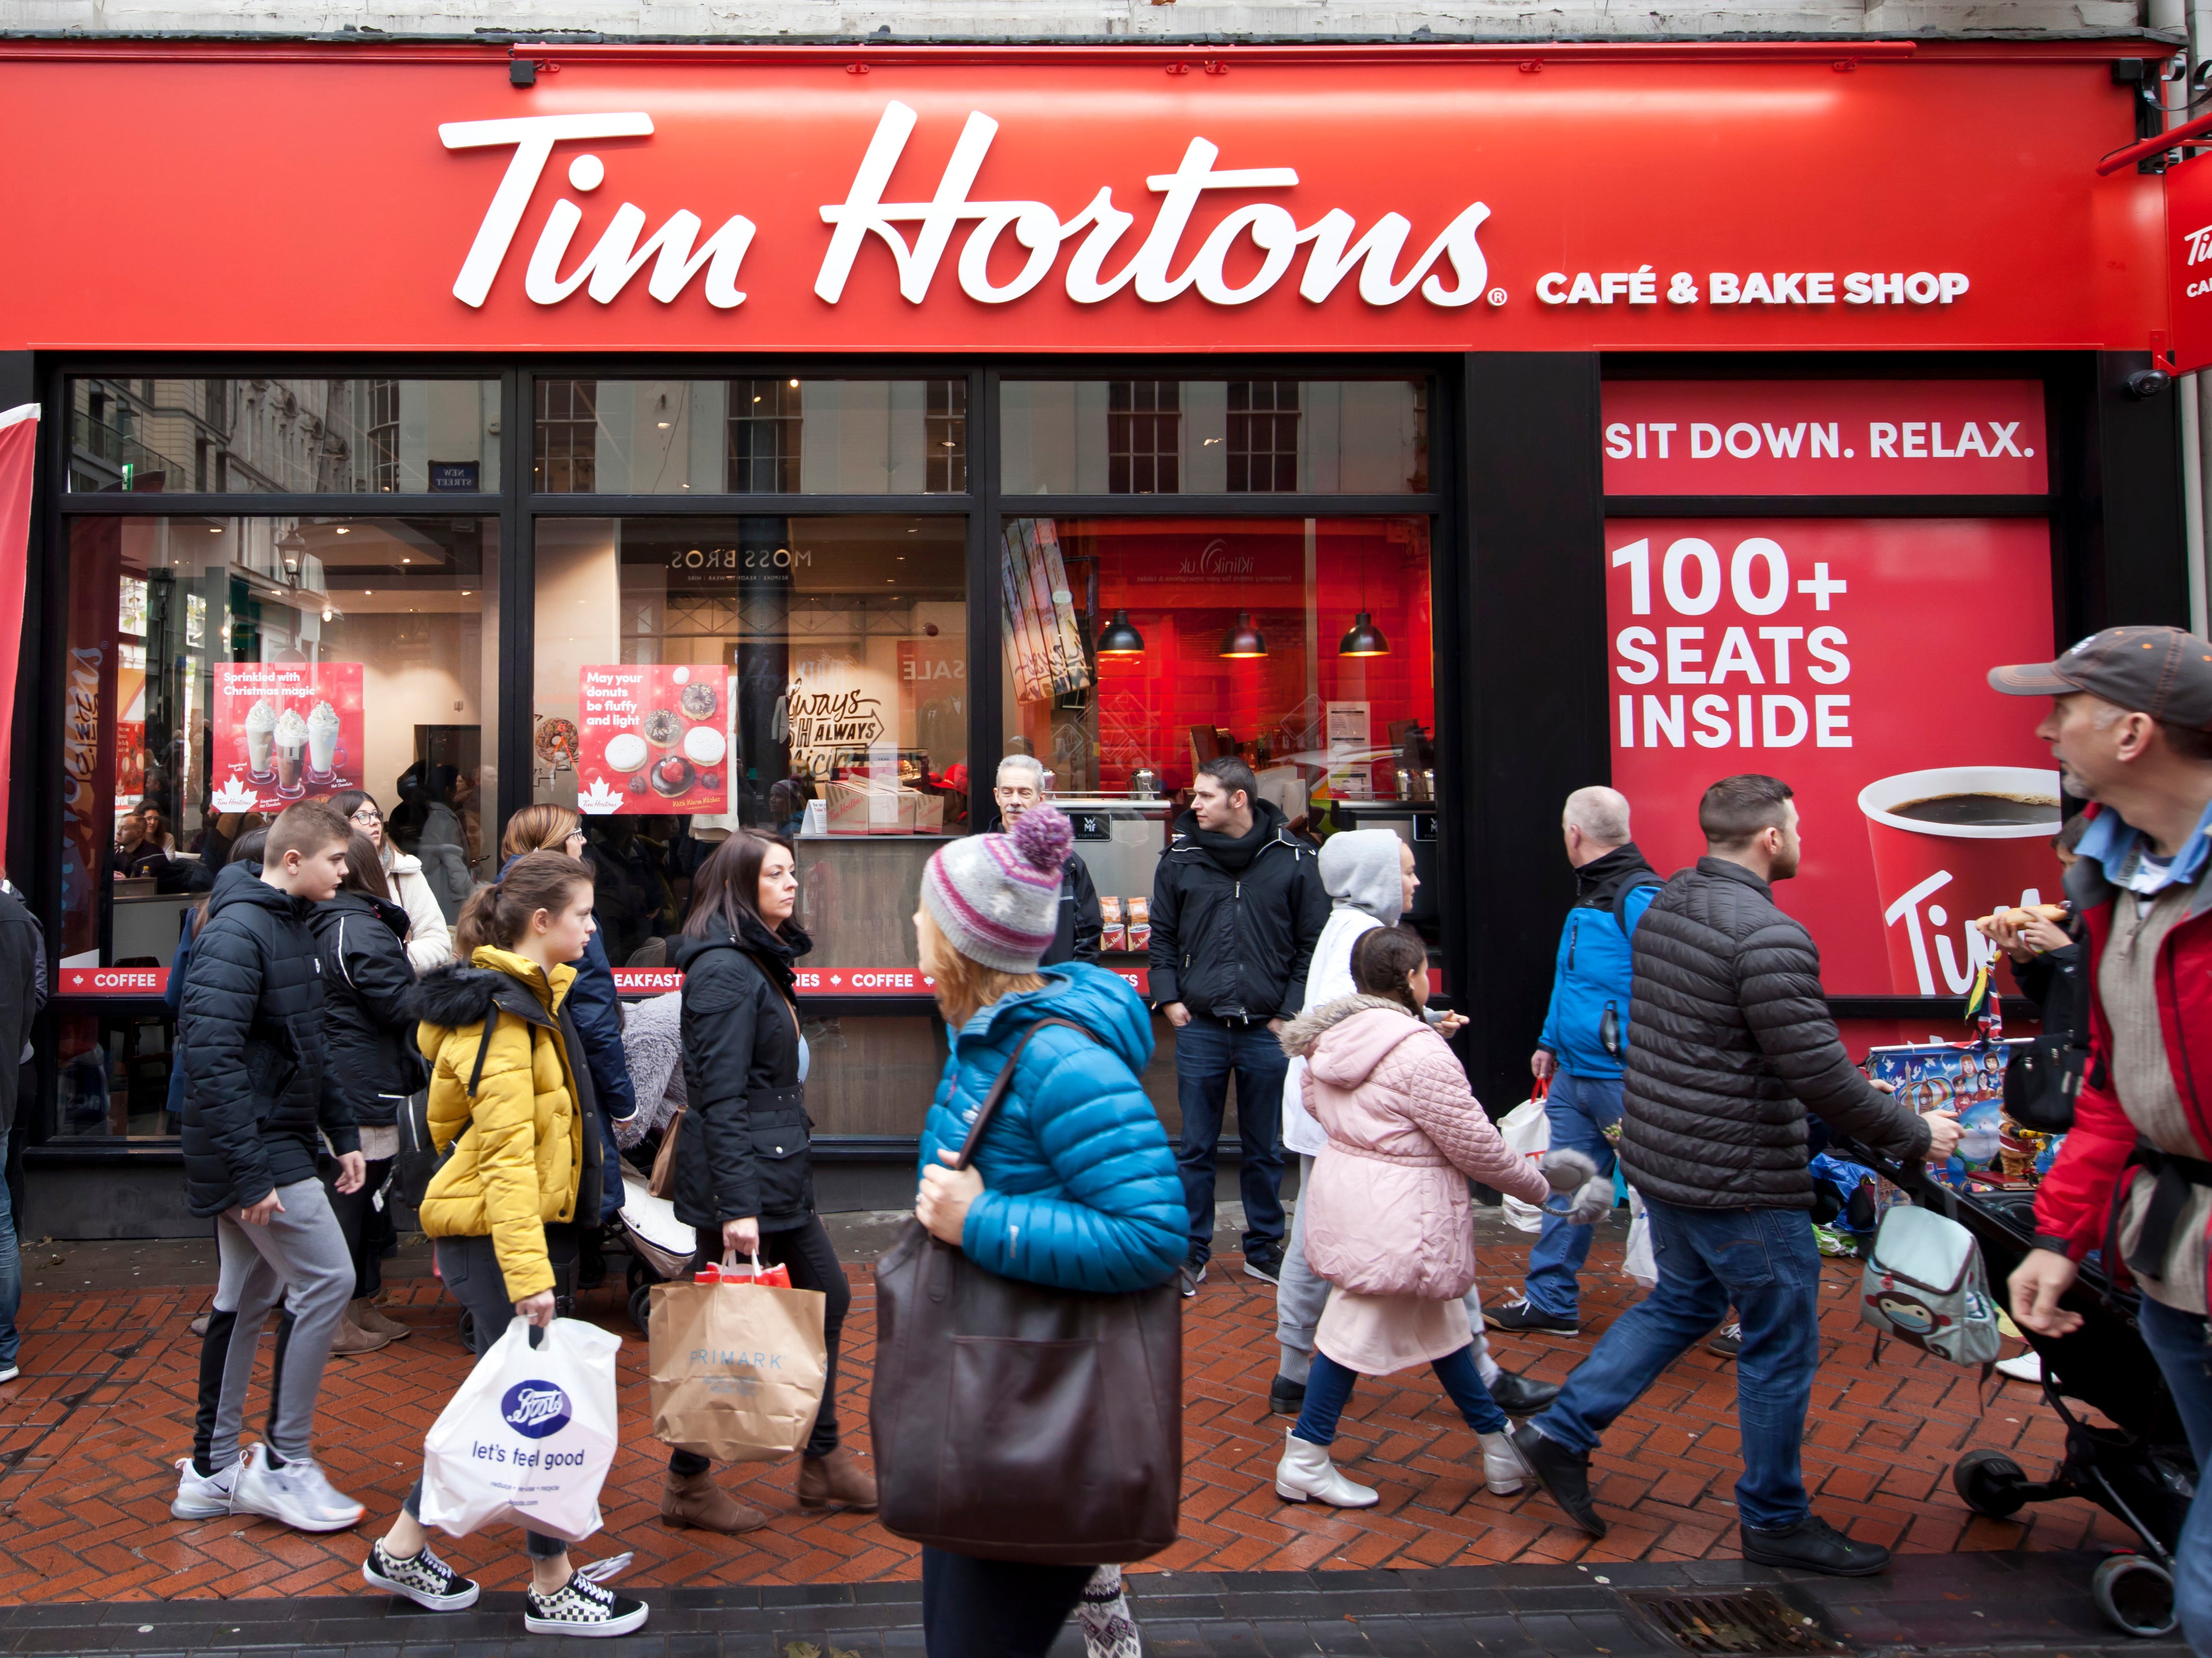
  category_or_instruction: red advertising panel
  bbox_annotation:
[2169,151,2212,373]
[210,663,366,813]
[0,46,2167,355]
[1606,518,2058,996]
[576,665,732,816]
[0,404,35,852]
[1602,381,2047,496]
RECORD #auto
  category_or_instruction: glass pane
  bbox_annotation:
[531,515,968,972]
[997,516,1438,950]
[1001,380,1428,496]
[67,378,500,494]
[799,1014,948,1136]
[57,516,499,994]
[531,380,969,496]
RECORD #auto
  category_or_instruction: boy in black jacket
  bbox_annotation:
[172,801,369,1534]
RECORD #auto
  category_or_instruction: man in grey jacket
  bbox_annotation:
[1513,775,1961,1575]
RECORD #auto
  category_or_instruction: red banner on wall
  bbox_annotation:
[1606,517,2058,996]
[1601,381,2048,496]
[0,404,33,862]
[2168,151,2212,373]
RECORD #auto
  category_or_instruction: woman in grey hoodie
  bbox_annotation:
[1270,830,1560,1422]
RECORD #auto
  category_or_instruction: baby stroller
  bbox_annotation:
[1841,1138,2196,1638]
[615,1169,697,1333]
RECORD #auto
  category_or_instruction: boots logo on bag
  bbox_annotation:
[501,1381,574,1439]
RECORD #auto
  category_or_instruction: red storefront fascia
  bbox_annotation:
[0,38,2175,357]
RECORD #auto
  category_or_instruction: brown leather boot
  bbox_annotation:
[660,1468,770,1533]
[351,1299,410,1340]
[329,1308,392,1356]
[798,1446,879,1512]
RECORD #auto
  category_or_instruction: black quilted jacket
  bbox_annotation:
[179,862,356,1216]
[1619,856,1929,1209]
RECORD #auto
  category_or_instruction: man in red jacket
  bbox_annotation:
[1991,626,2212,1657]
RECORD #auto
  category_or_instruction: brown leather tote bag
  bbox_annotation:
[870,1016,1183,1565]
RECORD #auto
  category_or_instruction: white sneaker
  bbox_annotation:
[230,1443,365,1533]
[171,1455,240,1520]
[1274,1427,1379,1508]
[525,1571,650,1637]
[0,1365,19,1385]
[363,1538,480,1610]
[1478,1429,1529,1496]
[1997,1351,2043,1383]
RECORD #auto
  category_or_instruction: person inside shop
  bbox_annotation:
[332,789,454,972]
[414,766,477,924]
[664,830,876,1530]
[1486,786,1662,1338]
[114,803,178,878]
[1991,627,2212,1657]
[1512,774,1963,1576]
[993,753,1100,966]
[1149,756,1329,1291]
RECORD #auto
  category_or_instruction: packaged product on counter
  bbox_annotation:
[1126,897,1151,954]
[1099,895,1126,954]
[1865,1039,2030,1190]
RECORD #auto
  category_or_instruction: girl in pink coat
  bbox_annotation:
[1274,926,1599,1508]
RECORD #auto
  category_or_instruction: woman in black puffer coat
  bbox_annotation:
[660,830,874,1533]
[309,832,428,1354]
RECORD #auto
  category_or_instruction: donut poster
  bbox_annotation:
[209,662,365,813]
[576,665,732,815]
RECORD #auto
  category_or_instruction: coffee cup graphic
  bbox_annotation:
[1858,765,2063,997]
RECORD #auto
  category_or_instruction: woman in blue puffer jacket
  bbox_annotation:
[911,805,1183,1658]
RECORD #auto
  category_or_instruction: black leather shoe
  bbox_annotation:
[1740,1516,1890,1577]
[1268,1375,1306,1416]
[1488,1371,1562,1417]
[1512,1424,1607,1538]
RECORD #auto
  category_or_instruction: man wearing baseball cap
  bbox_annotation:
[1990,625,2212,1655]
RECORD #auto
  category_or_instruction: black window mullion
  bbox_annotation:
[499,367,533,851]
[979,493,1444,518]
[968,367,1002,834]
[58,493,503,517]
[523,493,972,516]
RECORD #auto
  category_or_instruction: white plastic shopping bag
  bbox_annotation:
[1497,1093,1552,1233]
[1622,1188,1658,1286]
[419,1315,622,1544]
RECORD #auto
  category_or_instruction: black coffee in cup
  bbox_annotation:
[1891,793,2059,828]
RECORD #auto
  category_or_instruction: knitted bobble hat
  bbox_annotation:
[921,805,1074,974]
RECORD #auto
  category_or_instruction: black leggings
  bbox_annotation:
[921,1549,1093,1658]
[325,1156,395,1302]
[668,1214,850,1475]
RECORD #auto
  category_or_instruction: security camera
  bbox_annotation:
[2127,369,2173,399]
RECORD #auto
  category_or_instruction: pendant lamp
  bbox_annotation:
[1218,611,1268,659]
[1097,609,1146,656]
[1338,611,1390,657]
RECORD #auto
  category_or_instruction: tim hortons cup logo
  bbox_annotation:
[501,1381,573,1439]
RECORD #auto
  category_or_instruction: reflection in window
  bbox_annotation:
[1228,381,1300,493]
[68,377,500,495]
[536,379,599,493]
[927,379,967,494]
[1108,381,1180,496]
[728,379,802,493]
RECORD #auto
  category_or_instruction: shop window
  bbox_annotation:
[1227,380,1300,493]
[68,377,499,495]
[531,515,968,974]
[536,379,600,493]
[1002,379,1429,496]
[998,515,1438,957]
[52,515,499,1141]
[728,378,803,493]
[528,380,972,496]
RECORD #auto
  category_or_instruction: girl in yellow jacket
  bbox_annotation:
[359,851,649,1640]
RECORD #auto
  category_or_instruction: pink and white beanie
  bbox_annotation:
[921,806,1075,974]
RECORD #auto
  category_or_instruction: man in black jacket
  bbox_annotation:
[173,801,369,1536]
[1514,775,1961,1575]
[1150,757,1328,1288]
[993,755,1101,965]
[0,877,41,1385]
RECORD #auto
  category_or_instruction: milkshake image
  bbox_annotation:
[273,707,309,798]
[244,698,278,780]
[306,700,341,781]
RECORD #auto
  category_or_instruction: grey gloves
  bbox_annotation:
[1537,1148,1614,1225]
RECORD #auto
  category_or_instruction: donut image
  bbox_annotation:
[643,708,682,750]
[603,732,649,774]
[680,682,718,721]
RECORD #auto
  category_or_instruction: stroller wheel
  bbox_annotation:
[455,1307,475,1351]
[2093,1553,2178,1638]
[627,1256,649,1294]
[1953,1449,2028,1519]
[630,1282,654,1335]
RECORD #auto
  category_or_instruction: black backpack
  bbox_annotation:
[387,1016,498,1212]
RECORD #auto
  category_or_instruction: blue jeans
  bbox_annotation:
[0,1167,18,1370]
[2136,1295,2212,1656]
[1524,1070,1622,1320]
[1532,1197,1821,1531]
[1174,1015,1287,1259]
[1293,1344,1506,1444]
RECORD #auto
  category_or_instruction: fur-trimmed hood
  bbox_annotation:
[409,949,573,1032]
[1278,993,1430,1091]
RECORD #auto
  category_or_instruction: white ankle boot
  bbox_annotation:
[1479,1430,1528,1496]
[1274,1428,1379,1508]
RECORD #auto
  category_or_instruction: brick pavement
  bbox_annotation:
[0,1223,2134,1605]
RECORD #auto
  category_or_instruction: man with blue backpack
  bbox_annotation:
[1486,787,1662,1336]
